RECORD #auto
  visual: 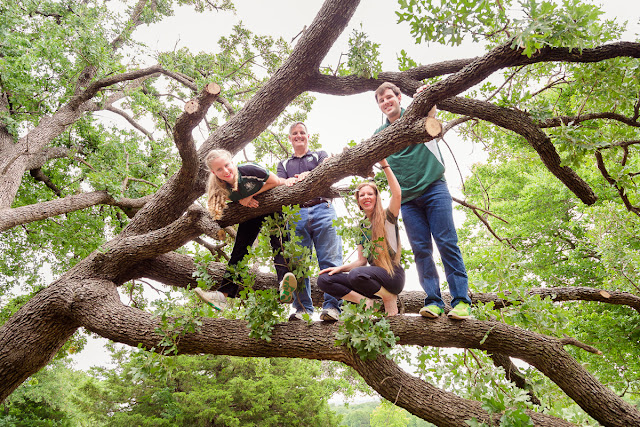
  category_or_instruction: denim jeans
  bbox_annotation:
[292,202,343,314]
[401,179,471,309]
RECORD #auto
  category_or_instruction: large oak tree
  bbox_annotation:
[1,0,639,425]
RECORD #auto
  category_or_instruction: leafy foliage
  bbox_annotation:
[397,0,506,45]
[397,0,621,55]
[322,25,382,78]
[84,352,345,427]
[240,287,287,342]
[153,291,204,355]
[335,301,398,361]
[258,205,316,284]
[456,121,640,418]
[346,25,383,79]
[0,360,96,427]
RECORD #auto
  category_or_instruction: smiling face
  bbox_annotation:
[288,123,309,157]
[356,184,377,216]
[376,88,402,123]
[209,155,236,185]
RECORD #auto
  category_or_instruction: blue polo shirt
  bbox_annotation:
[276,150,327,178]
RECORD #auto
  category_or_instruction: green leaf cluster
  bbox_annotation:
[335,301,398,361]
[154,293,204,355]
[346,26,383,79]
[396,0,624,56]
[258,205,316,284]
[397,0,506,45]
[240,287,287,342]
[511,0,609,57]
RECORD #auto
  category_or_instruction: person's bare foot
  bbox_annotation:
[364,298,375,310]
[382,295,398,316]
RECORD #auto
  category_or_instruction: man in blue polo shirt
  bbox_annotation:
[373,82,472,320]
[277,122,343,321]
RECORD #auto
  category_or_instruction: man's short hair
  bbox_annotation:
[375,82,401,102]
[288,121,308,135]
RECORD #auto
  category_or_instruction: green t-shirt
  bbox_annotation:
[374,108,445,203]
[228,163,270,202]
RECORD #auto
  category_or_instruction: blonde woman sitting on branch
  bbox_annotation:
[194,149,297,310]
[317,159,404,316]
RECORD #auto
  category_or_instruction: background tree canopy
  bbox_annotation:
[1,0,639,425]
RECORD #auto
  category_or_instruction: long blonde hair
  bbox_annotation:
[355,182,401,275]
[205,149,237,220]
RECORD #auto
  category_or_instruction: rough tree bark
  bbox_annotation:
[1,0,640,425]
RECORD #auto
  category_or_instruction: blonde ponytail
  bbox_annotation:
[355,181,401,276]
[205,150,236,220]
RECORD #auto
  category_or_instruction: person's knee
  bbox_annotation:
[317,274,330,292]
[409,243,433,258]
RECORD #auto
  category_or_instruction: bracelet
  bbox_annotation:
[381,165,390,169]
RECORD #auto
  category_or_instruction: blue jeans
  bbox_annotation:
[401,180,471,309]
[292,202,343,314]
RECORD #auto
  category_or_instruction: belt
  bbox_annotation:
[301,197,328,208]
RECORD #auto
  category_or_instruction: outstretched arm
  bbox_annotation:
[238,173,285,208]
[380,159,401,217]
[254,173,286,194]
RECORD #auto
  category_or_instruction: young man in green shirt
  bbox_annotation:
[373,82,472,319]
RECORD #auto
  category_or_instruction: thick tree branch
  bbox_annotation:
[122,253,640,316]
[71,287,637,426]
[350,354,562,426]
[439,96,598,205]
[309,42,640,98]
[92,206,210,278]
[538,112,640,128]
[24,147,73,170]
[68,65,164,110]
[0,281,81,402]
[0,191,114,232]
[0,191,156,233]
[118,83,222,238]
[391,317,639,426]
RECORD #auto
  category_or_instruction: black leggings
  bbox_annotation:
[317,264,405,300]
[217,213,289,298]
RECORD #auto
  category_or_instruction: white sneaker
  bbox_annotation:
[288,312,304,321]
[320,308,340,322]
[194,288,227,311]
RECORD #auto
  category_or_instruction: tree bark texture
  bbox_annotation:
[1,0,640,425]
